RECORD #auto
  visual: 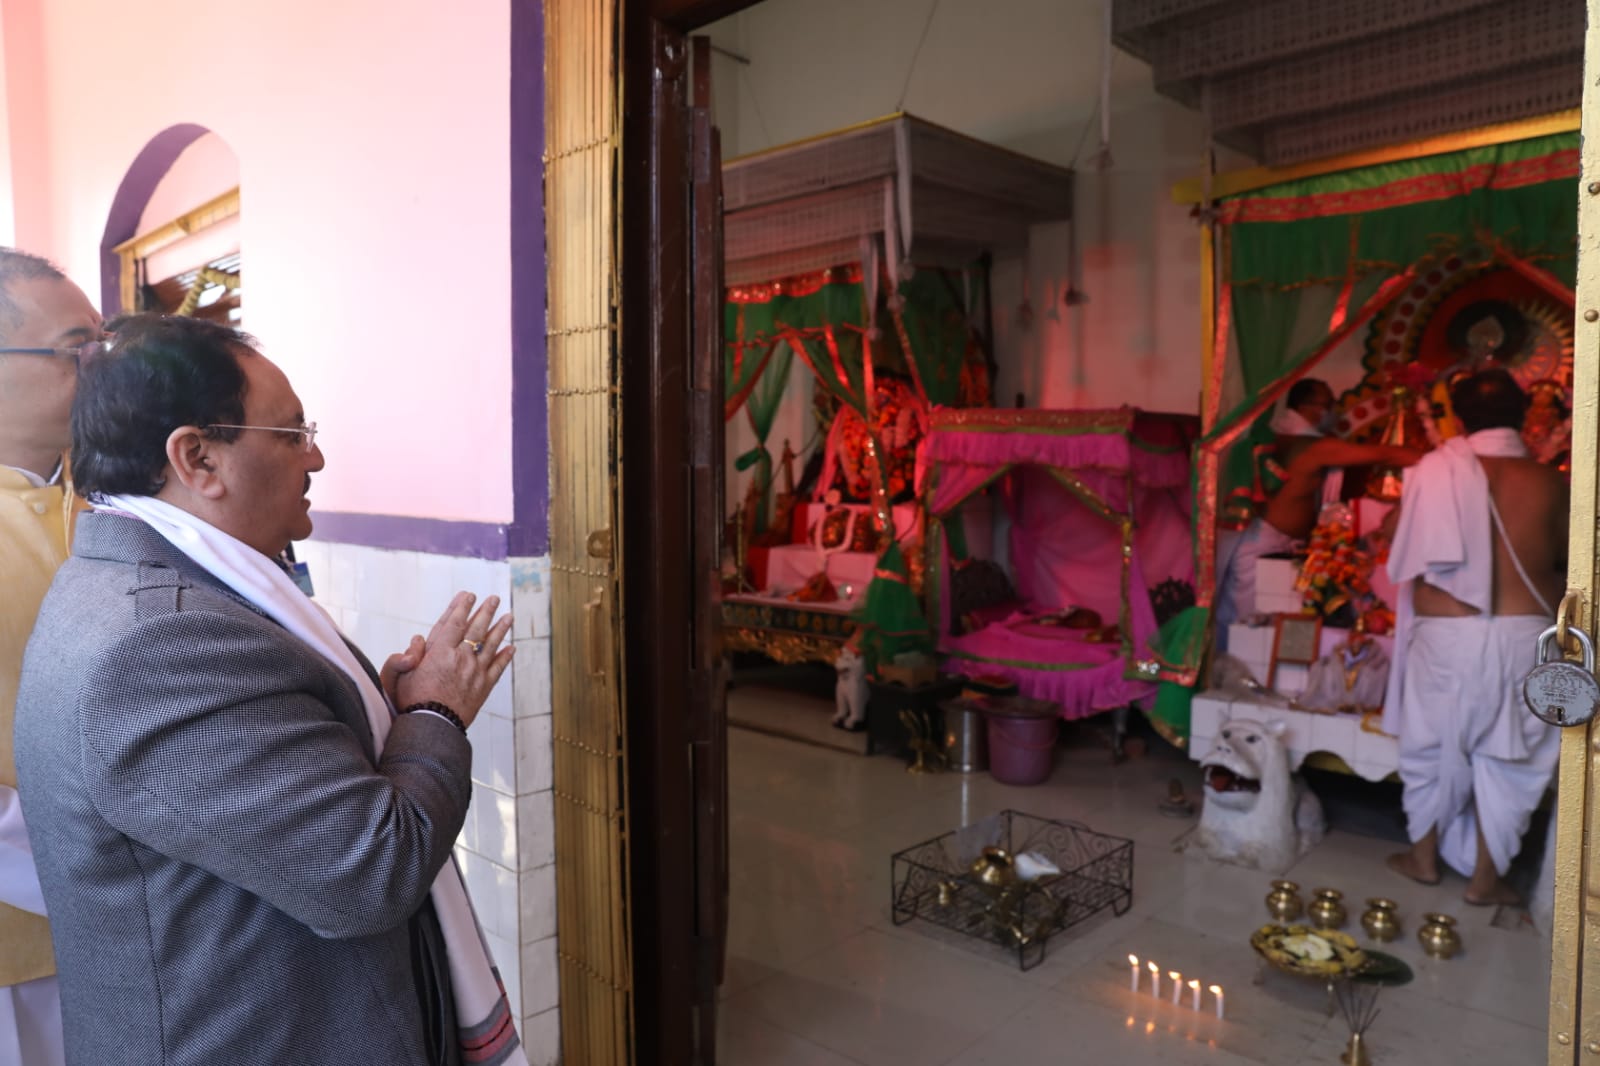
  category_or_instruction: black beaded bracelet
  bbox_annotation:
[401,700,468,735]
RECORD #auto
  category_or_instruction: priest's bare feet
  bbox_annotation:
[1387,851,1441,886]
[1463,880,1523,907]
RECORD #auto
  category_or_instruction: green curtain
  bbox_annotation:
[853,541,934,675]
[726,275,872,531]
[888,267,972,407]
[724,304,773,421]
[1228,133,1579,290]
[737,345,793,529]
[787,280,873,417]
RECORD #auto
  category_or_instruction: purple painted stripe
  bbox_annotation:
[308,511,509,560]
[509,0,550,556]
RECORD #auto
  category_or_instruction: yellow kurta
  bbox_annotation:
[0,465,76,987]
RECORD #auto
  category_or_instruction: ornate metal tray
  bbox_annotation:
[1251,923,1369,979]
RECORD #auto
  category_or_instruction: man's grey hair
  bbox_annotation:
[0,247,67,340]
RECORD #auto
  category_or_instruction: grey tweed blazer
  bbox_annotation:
[14,513,472,1066]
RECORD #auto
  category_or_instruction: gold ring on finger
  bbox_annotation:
[461,638,486,654]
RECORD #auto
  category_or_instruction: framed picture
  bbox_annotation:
[1268,612,1323,691]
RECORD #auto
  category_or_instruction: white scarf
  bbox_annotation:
[100,494,525,1066]
[1270,406,1322,438]
[1380,428,1529,735]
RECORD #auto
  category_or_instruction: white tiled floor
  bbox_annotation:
[718,699,1550,1065]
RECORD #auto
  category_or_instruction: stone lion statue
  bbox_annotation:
[831,643,868,731]
[1194,715,1324,873]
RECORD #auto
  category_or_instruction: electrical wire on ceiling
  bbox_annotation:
[896,0,944,113]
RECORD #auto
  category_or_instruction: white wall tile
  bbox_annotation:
[483,928,520,1029]
[415,552,460,626]
[329,549,358,609]
[510,556,552,641]
[520,935,559,1017]
[460,856,520,945]
[479,669,516,720]
[515,714,553,796]
[517,790,555,871]
[472,712,518,796]
[520,1006,561,1066]
[454,791,481,854]
[371,551,422,619]
[520,862,557,944]
[511,638,552,720]
[454,557,513,612]
[473,784,519,869]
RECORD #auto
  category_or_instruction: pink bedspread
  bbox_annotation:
[941,614,1156,719]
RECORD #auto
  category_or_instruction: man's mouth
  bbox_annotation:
[1202,764,1261,793]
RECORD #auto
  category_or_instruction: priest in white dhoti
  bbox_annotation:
[0,249,99,1066]
[1383,369,1567,906]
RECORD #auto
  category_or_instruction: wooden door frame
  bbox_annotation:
[619,7,698,1062]
[620,7,735,1063]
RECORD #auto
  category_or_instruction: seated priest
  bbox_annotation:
[1216,378,1423,646]
[1383,369,1567,906]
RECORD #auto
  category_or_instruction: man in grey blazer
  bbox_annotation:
[15,315,519,1065]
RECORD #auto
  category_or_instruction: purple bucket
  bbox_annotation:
[986,712,1059,786]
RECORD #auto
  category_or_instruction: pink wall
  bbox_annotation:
[1,0,514,524]
[136,132,239,235]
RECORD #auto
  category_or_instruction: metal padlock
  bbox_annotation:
[1523,626,1600,727]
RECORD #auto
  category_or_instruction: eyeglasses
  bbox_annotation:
[0,340,111,366]
[204,421,319,453]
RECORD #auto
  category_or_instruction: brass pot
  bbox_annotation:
[1360,898,1401,943]
[969,847,1017,889]
[1418,912,1462,959]
[1265,880,1305,922]
[1308,888,1347,930]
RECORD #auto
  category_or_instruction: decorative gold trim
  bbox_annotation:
[722,626,845,665]
[1171,110,1580,205]
[1199,221,1217,429]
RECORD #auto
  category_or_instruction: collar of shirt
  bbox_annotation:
[0,459,62,489]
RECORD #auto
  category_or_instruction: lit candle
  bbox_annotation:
[1148,961,1161,999]
[1128,954,1141,992]
[1210,984,1225,1020]
[1188,979,1201,1010]
[1169,971,1182,1005]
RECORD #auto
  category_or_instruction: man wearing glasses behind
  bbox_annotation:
[0,248,102,1066]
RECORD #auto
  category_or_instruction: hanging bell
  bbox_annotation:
[1366,387,1413,502]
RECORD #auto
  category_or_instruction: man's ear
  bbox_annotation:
[164,426,226,500]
